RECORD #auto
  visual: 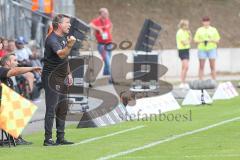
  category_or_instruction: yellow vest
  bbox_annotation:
[176,29,191,50]
[194,26,220,51]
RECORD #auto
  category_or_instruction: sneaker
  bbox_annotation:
[43,139,56,146]
[15,137,32,145]
[184,83,190,89]
[179,83,185,89]
[56,139,74,145]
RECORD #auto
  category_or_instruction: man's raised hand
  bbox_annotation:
[67,36,76,48]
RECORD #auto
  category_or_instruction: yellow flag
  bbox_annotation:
[0,84,37,138]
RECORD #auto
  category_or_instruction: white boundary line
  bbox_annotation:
[119,154,240,159]
[97,117,240,160]
[7,125,144,150]
[185,153,240,158]
[71,125,145,146]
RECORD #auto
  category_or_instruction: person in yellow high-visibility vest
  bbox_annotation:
[194,17,220,80]
[176,19,192,89]
[31,0,54,40]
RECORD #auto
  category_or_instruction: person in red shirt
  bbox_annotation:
[0,38,7,58]
[90,8,113,77]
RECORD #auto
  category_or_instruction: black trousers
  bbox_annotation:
[42,73,68,140]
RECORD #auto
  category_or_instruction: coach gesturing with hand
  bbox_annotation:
[42,14,76,146]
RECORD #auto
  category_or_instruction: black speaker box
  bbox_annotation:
[135,19,161,52]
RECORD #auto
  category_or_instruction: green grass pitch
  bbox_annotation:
[0,96,240,160]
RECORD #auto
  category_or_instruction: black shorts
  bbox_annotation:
[178,49,190,60]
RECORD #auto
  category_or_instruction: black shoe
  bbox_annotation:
[108,78,113,84]
[15,137,32,145]
[43,139,56,146]
[56,139,74,145]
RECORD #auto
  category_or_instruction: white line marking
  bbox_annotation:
[97,117,240,160]
[71,125,144,146]
[185,154,240,158]
[120,154,240,159]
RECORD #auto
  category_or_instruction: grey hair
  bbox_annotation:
[52,14,70,30]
